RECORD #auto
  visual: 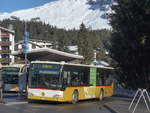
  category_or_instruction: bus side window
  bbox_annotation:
[67,72,71,85]
[71,72,79,86]
[97,69,105,86]
[97,72,101,85]
[63,71,68,86]
[71,71,85,86]
[105,71,113,85]
[63,71,71,86]
[101,73,105,85]
[79,72,85,85]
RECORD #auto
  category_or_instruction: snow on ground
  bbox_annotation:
[114,82,150,98]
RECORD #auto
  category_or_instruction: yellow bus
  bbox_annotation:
[1,64,28,92]
[28,61,114,104]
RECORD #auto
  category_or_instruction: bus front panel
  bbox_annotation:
[2,67,20,92]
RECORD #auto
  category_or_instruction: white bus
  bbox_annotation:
[1,64,28,92]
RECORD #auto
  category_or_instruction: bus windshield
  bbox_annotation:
[28,63,61,89]
[2,67,20,84]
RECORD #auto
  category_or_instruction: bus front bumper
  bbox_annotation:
[27,95,65,102]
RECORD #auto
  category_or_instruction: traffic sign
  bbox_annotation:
[22,31,29,54]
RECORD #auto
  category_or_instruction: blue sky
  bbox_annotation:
[0,0,55,13]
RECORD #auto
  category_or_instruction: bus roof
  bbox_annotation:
[31,61,114,70]
[2,64,25,68]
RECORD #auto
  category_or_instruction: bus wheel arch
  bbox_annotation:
[71,89,79,104]
[27,99,34,103]
[99,88,104,101]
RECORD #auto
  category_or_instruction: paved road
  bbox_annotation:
[0,96,149,113]
[0,99,114,113]
[107,100,150,113]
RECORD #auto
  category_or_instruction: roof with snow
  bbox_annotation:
[0,26,15,33]
[90,60,110,66]
[12,48,84,62]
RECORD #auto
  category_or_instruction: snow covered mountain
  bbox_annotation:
[0,0,113,30]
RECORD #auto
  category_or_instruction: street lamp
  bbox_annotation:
[94,48,101,62]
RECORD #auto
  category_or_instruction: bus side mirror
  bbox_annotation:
[61,86,66,91]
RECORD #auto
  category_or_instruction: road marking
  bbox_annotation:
[103,104,119,113]
[5,101,27,105]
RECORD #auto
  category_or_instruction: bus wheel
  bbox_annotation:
[72,90,78,104]
[27,99,34,103]
[99,89,104,101]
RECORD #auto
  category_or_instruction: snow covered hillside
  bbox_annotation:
[0,0,113,30]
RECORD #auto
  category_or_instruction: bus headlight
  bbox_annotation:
[28,92,34,96]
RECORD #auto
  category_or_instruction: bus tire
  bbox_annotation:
[27,99,34,103]
[99,89,104,101]
[71,90,78,104]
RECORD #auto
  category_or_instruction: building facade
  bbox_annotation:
[13,39,83,63]
[15,39,79,55]
[0,26,15,65]
[15,39,53,51]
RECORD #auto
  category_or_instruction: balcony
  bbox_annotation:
[0,58,11,63]
[0,50,11,54]
[0,41,11,46]
[1,33,9,38]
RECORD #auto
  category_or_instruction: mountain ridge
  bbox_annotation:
[0,0,113,30]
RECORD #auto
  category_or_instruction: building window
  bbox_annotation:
[32,44,36,49]
[1,38,9,42]
[46,45,52,48]
[1,54,9,58]
[1,46,9,50]
[1,63,8,65]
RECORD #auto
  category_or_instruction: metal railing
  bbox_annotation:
[128,88,150,113]
[0,50,11,54]
[0,41,11,46]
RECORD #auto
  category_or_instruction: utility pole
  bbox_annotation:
[22,23,29,69]
[19,23,29,98]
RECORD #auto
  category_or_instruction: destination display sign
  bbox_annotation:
[39,70,59,75]
[2,67,20,71]
[32,63,60,70]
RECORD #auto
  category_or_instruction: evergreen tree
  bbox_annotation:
[0,19,113,65]
[77,23,94,64]
[110,0,150,89]
[56,29,70,52]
